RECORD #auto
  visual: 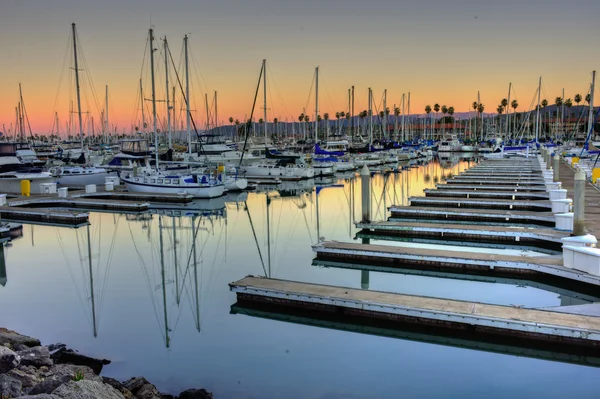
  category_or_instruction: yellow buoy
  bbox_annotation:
[572,157,580,167]
[593,168,600,184]
[21,179,31,197]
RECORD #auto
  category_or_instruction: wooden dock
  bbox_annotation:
[559,161,600,237]
[409,196,552,211]
[424,189,549,200]
[312,241,600,285]
[356,221,568,245]
[388,206,555,226]
[436,184,548,192]
[230,276,600,346]
[0,206,89,226]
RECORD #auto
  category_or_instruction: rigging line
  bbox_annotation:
[266,64,291,121]
[300,204,315,244]
[127,220,165,340]
[238,62,264,167]
[166,42,204,151]
[245,200,268,277]
[304,69,316,118]
[55,229,90,326]
[97,215,121,320]
[75,29,104,127]
[49,32,72,133]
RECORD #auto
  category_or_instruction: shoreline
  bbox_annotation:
[0,327,213,399]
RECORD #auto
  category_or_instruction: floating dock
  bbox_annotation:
[388,206,555,227]
[436,184,548,192]
[0,206,89,226]
[312,241,600,286]
[230,276,600,348]
[408,196,552,211]
[424,189,549,200]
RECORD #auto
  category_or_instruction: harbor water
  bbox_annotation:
[1,155,599,398]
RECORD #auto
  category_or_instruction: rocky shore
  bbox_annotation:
[0,328,212,399]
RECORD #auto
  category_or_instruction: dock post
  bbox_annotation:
[360,165,371,289]
[574,168,586,236]
[553,154,560,182]
[546,150,552,170]
[360,165,371,223]
[0,243,5,287]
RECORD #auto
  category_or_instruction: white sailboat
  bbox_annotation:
[121,30,225,199]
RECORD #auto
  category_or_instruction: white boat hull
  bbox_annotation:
[56,171,115,187]
[0,173,57,194]
[123,178,225,198]
[225,178,248,191]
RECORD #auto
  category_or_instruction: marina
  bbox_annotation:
[1,5,599,396]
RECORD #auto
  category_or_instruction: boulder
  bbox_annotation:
[51,348,110,374]
[0,373,23,398]
[48,364,102,383]
[15,395,62,399]
[7,367,41,390]
[28,374,71,395]
[52,380,125,399]
[177,389,214,399]
[102,377,134,399]
[123,377,162,399]
[0,328,41,348]
[18,347,53,368]
[0,345,20,373]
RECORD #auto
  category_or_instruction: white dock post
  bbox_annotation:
[360,165,371,289]
[553,153,560,182]
[574,168,586,236]
[361,165,371,223]
[546,150,552,170]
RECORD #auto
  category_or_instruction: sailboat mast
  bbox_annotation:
[18,84,26,141]
[506,82,511,138]
[535,77,541,143]
[185,35,191,154]
[72,23,85,150]
[205,93,210,131]
[105,85,109,144]
[214,90,218,130]
[87,224,97,337]
[164,38,172,149]
[407,92,411,141]
[383,89,387,140]
[351,85,355,140]
[140,80,145,135]
[149,28,159,170]
[587,71,596,143]
[263,59,267,144]
[368,88,373,147]
[158,216,170,348]
[478,91,482,141]
[401,94,406,142]
[315,66,319,142]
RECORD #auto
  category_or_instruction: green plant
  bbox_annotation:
[73,371,85,381]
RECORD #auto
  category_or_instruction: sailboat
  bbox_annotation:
[51,24,114,187]
[121,29,225,198]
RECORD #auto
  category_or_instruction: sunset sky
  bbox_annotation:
[0,0,598,136]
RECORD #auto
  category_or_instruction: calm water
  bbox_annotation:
[1,156,599,398]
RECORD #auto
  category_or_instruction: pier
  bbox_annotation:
[230,154,600,361]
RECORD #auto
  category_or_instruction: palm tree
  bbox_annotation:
[574,94,582,106]
[472,101,478,140]
[511,100,518,134]
[497,105,504,130]
[585,93,591,104]
[359,110,368,136]
[335,112,340,135]
[425,105,432,139]
[394,107,400,139]
[447,106,455,133]
[323,112,330,139]
[433,104,440,138]
[441,105,448,136]
[229,116,234,124]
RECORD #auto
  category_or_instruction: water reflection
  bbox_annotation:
[3,155,600,398]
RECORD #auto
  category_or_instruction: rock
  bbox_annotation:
[48,364,102,383]
[47,344,66,353]
[0,345,21,373]
[13,344,29,352]
[51,348,110,375]
[102,377,134,399]
[178,389,214,399]
[123,377,162,399]
[7,368,41,390]
[52,380,125,399]
[15,395,62,399]
[0,328,41,348]
[18,346,53,368]
[28,374,71,395]
[0,374,23,398]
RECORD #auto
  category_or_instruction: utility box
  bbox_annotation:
[58,187,69,198]
[551,199,572,214]
[105,176,120,186]
[555,212,573,231]
[548,189,567,200]
[563,246,600,275]
[40,183,57,195]
[105,182,114,192]
[85,184,97,194]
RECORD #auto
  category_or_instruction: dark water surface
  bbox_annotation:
[1,156,598,398]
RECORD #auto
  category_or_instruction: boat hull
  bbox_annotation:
[123,178,225,198]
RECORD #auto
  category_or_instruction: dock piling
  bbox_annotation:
[361,165,371,223]
[574,168,586,236]
[546,150,552,170]
[554,154,560,182]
